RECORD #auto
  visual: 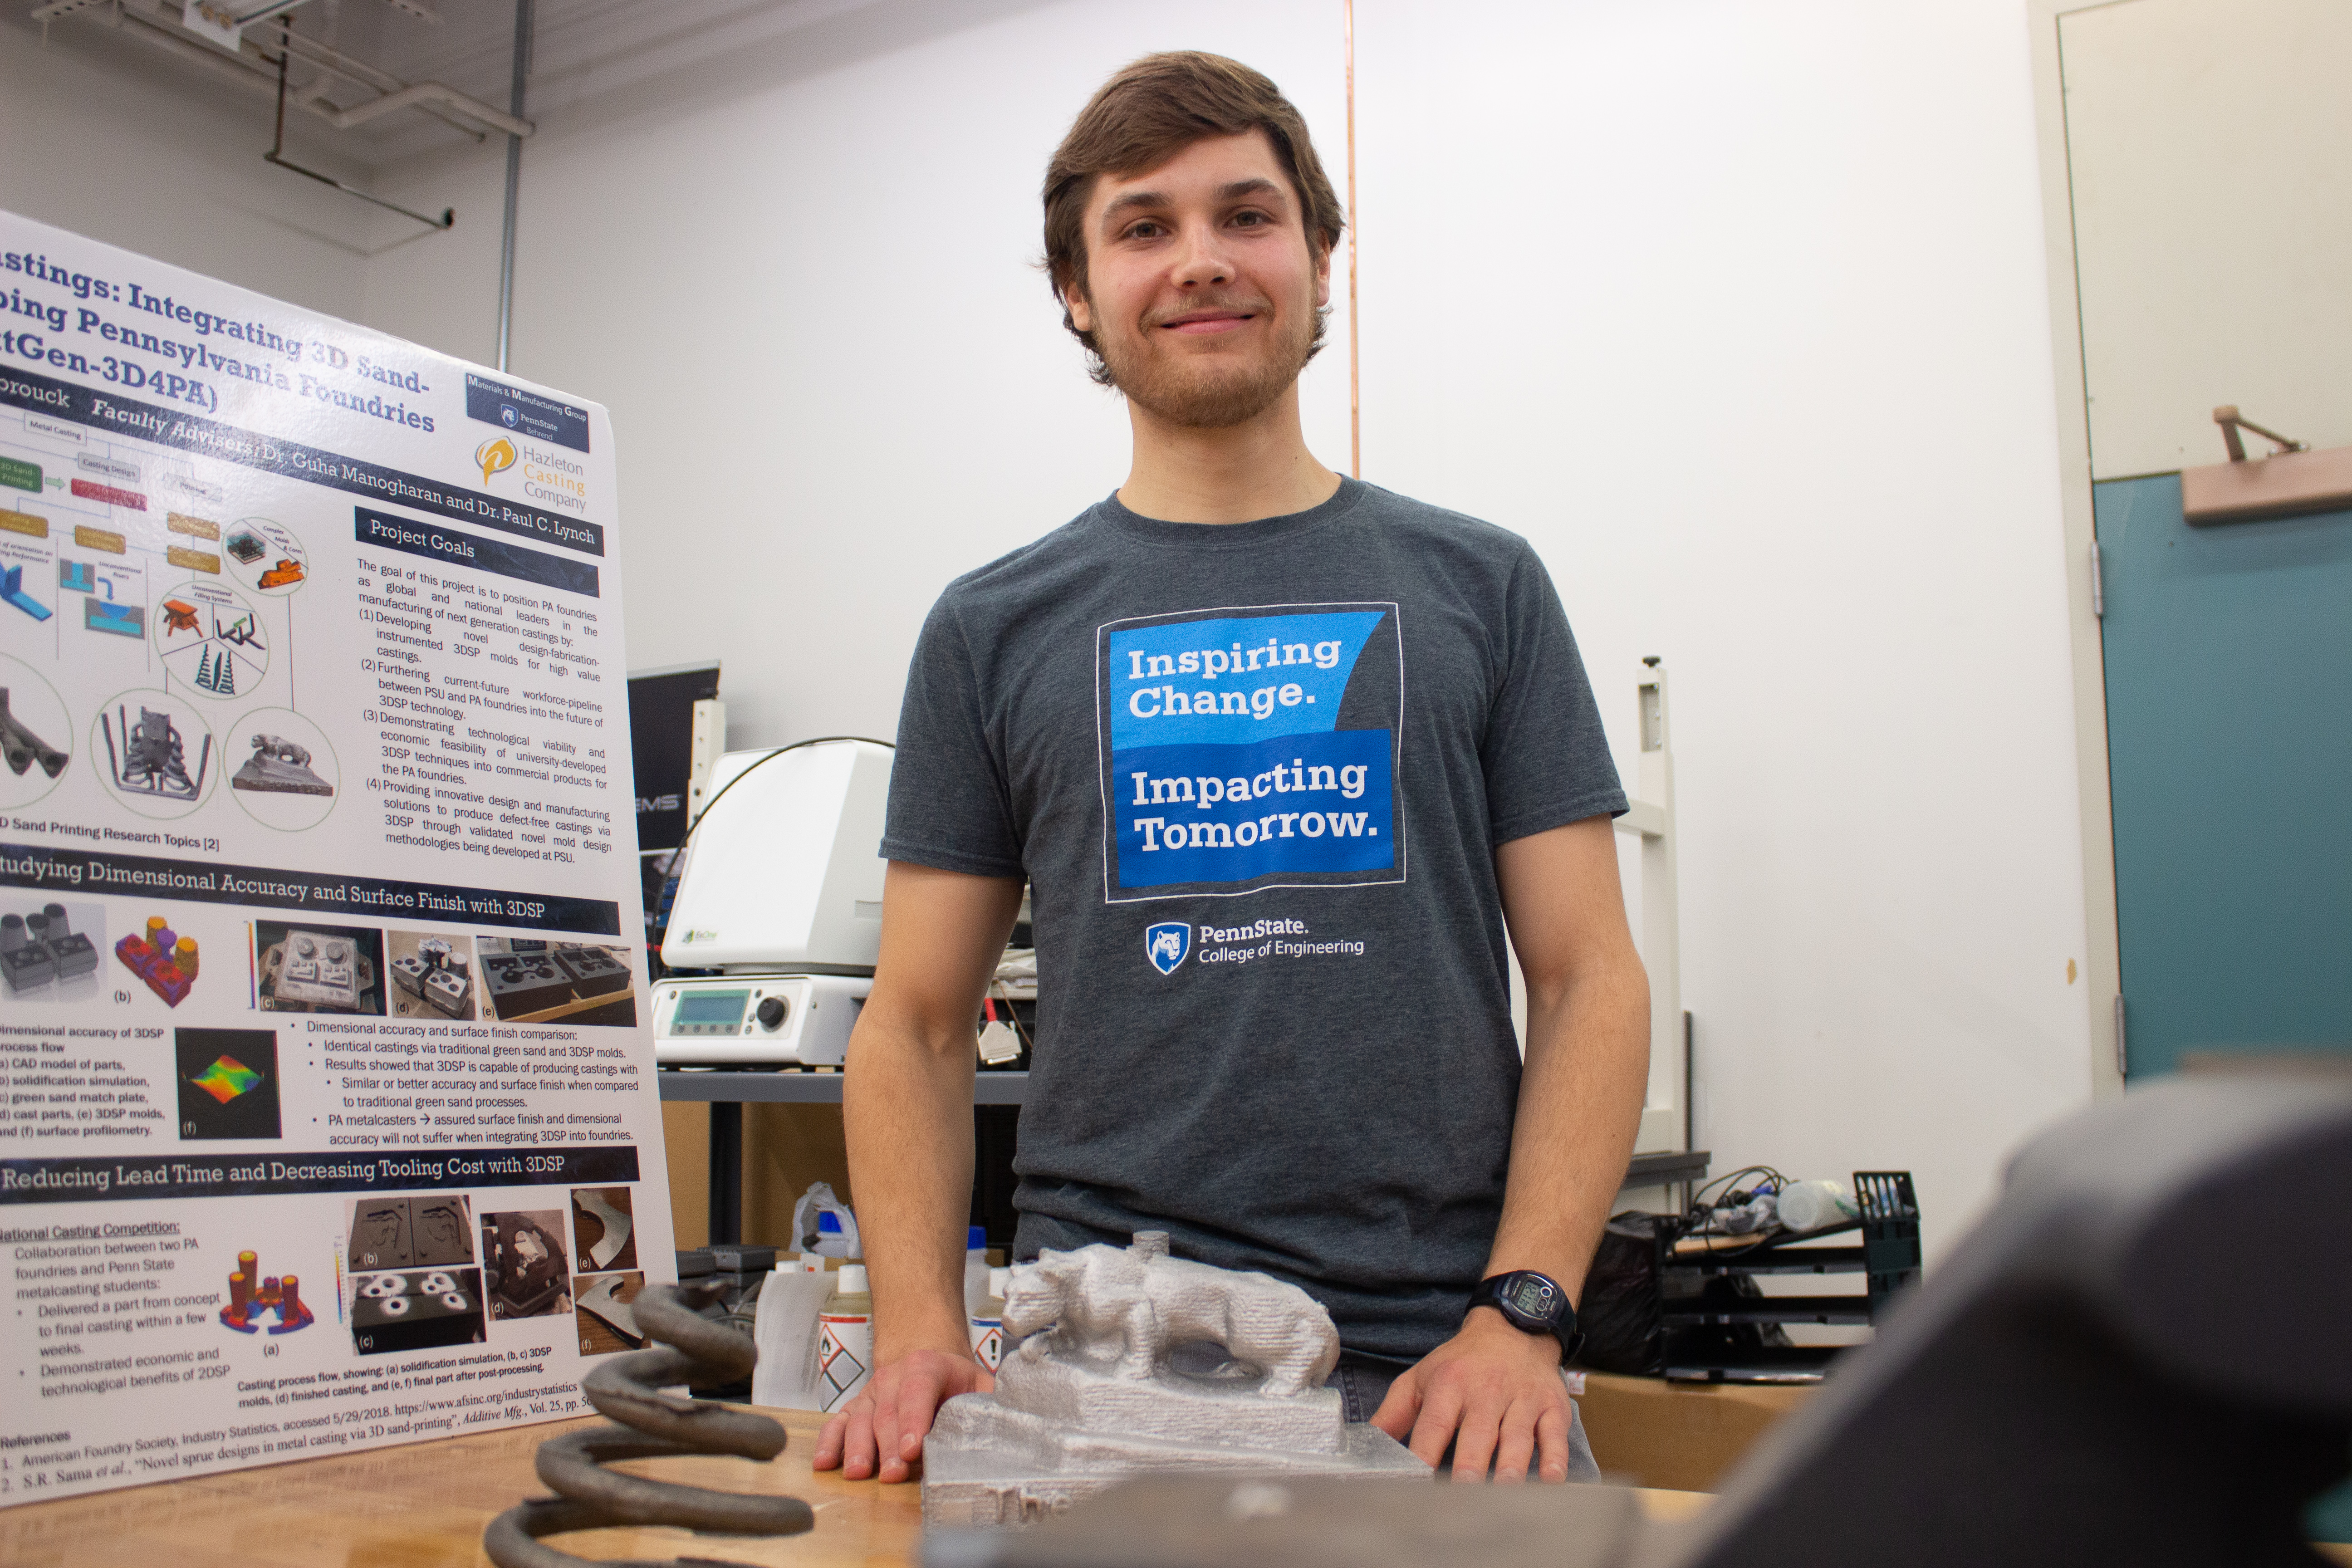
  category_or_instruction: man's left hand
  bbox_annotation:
[1370,1308,1572,1483]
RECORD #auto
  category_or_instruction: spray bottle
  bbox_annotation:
[816,1263,873,1413]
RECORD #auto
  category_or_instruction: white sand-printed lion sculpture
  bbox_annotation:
[1002,1239,1340,1399]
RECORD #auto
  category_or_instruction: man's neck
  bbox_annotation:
[1114,384,1343,524]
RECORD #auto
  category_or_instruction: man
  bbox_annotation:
[813,51,1649,1486]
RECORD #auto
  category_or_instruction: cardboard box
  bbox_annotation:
[1577,1371,1816,1492]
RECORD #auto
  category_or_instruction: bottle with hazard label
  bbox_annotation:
[969,1264,1008,1372]
[816,1263,873,1413]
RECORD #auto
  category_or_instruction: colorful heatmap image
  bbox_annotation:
[191,1054,262,1104]
[175,1028,282,1140]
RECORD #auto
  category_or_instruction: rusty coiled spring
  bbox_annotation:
[483,1281,814,1568]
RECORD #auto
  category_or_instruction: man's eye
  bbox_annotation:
[1124,221,1165,240]
[1231,211,1270,228]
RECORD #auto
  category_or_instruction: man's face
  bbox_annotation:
[1067,131,1332,430]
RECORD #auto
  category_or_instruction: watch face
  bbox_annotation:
[1505,1274,1557,1319]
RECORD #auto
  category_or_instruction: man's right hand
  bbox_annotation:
[811,1347,994,1483]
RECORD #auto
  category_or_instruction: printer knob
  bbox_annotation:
[755,997,788,1031]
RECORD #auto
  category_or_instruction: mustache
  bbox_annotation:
[1143,295,1274,327]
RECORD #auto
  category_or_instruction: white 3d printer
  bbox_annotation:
[652,738,892,1066]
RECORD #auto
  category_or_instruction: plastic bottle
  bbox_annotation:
[816,1263,873,1414]
[1778,1179,1855,1233]
[970,1265,1008,1371]
[964,1225,990,1316]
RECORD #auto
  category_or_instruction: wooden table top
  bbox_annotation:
[0,1407,1712,1568]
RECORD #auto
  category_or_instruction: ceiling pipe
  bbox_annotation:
[496,0,533,372]
[94,0,528,142]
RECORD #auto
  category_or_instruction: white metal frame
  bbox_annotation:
[1614,664,1686,1152]
[2026,0,2133,1097]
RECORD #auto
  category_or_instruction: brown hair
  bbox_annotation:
[1043,52,1345,378]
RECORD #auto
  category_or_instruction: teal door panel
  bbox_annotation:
[2095,474,2352,1077]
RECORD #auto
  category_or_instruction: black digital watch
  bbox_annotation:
[1468,1269,1583,1362]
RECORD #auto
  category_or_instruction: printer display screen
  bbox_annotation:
[671,990,748,1032]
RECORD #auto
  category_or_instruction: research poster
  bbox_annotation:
[0,211,672,1504]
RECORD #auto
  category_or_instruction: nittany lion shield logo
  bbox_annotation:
[1144,922,1190,975]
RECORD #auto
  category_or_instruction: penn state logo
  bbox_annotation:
[500,404,519,427]
[1144,922,1190,975]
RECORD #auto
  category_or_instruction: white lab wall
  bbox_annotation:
[359,0,1357,751]
[5,0,2100,1262]
[1352,0,2094,1253]
[2060,0,2352,478]
[0,15,375,323]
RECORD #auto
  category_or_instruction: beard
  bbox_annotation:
[1091,292,1327,430]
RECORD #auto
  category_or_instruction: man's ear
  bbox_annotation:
[1065,280,1095,335]
[1313,242,1333,310]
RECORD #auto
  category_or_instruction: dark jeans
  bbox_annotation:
[1327,1349,1602,1481]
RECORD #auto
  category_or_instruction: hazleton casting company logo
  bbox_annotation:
[475,435,518,486]
[1144,921,1191,975]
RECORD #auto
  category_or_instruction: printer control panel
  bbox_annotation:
[652,974,869,1066]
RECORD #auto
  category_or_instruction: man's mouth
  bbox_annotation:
[1156,309,1256,335]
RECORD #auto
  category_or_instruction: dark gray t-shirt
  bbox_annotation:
[881,478,1626,1359]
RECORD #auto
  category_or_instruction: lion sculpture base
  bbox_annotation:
[921,1235,1427,1530]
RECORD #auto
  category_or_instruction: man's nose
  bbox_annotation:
[1171,222,1233,287]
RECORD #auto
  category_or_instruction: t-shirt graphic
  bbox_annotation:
[1097,602,1403,902]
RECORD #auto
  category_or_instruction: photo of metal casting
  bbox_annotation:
[3,903,101,996]
[348,1195,474,1273]
[482,1211,570,1320]
[481,1281,813,1568]
[571,1188,636,1272]
[0,563,52,622]
[477,937,640,1025]
[351,1200,410,1270]
[0,662,72,812]
[553,945,630,999]
[484,952,575,1017]
[257,558,304,589]
[113,919,195,1007]
[257,921,384,1014]
[0,689,69,779]
[573,1272,643,1353]
[350,1268,487,1356]
[102,703,211,801]
[219,1248,314,1334]
[387,931,477,1020]
[231,733,333,796]
[84,598,143,637]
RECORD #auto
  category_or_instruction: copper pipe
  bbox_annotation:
[1344,0,1361,479]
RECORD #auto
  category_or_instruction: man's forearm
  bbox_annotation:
[843,1008,979,1362]
[1484,951,1650,1306]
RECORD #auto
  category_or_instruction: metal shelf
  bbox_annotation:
[1663,1294,1878,1326]
[1680,1245,1871,1276]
